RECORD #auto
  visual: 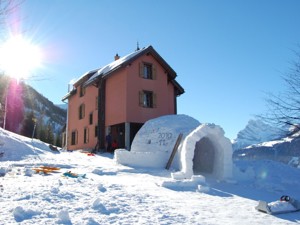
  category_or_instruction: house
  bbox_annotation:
[62,45,184,151]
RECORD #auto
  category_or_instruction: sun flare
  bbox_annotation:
[0,35,42,80]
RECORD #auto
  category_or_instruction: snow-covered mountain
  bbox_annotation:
[232,119,286,150]
[233,131,300,166]
[56,103,68,111]
[0,75,66,144]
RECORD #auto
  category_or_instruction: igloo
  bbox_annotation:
[172,123,233,180]
[115,115,233,180]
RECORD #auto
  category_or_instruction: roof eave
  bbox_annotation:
[61,89,77,102]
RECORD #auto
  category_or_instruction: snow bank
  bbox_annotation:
[0,127,58,162]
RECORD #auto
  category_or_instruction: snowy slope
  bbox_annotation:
[232,119,286,150]
[0,127,300,224]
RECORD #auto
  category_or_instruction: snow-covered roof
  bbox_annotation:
[83,45,183,95]
[62,45,184,101]
[73,69,99,87]
[84,47,147,86]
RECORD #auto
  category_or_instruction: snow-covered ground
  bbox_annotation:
[0,127,300,224]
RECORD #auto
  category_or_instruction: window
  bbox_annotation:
[71,130,77,145]
[143,63,152,79]
[140,62,156,80]
[79,104,85,120]
[80,85,85,97]
[89,112,93,125]
[139,90,157,108]
[84,127,89,144]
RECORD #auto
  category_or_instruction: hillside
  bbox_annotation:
[0,75,66,143]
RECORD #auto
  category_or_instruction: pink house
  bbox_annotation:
[62,45,184,151]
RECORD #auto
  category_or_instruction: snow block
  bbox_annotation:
[115,149,169,168]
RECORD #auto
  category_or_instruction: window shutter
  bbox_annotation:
[83,104,85,118]
[153,93,157,108]
[75,130,78,145]
[78,106,81,119]
[152,65,156,80]
[139,63,143,78]
[85,128,89,143]
[139,91,144,106]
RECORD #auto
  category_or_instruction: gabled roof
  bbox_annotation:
[84,45,184,95]
[62,45,184,102]
[73,69,98,87]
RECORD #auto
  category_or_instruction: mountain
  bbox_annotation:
[233,131,300,167]
[232,119,287,150]
[0,74,66,144]
[56,104,68,111]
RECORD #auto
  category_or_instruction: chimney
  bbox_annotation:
[114,53,120,61]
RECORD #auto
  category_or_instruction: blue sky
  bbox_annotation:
[5,0,300,139]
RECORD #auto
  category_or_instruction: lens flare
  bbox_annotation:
[259,170,268,179]
[0,35,42,79]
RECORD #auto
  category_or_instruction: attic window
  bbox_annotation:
[144,63,152,79]
[80,85,85,97]
[140,62,156,80]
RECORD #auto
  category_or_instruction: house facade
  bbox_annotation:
[62,45,184,151]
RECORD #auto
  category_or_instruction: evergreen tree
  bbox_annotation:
[21,111,36,138]
[37,124,46,142]
[55,133,62,147]
[45,122,54,144]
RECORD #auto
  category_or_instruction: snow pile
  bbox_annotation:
[0,127,58,162]
[161,174,210,192]
[115,114,200,168]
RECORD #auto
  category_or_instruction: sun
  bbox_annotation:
[0,35,42,80]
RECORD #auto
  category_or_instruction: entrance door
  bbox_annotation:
[193,137,215,174]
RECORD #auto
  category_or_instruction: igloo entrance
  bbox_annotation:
[193,137,215,174]
[172,123,233,180]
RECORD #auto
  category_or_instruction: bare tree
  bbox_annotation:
[0,0,23,35]
[261,49,300,135]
